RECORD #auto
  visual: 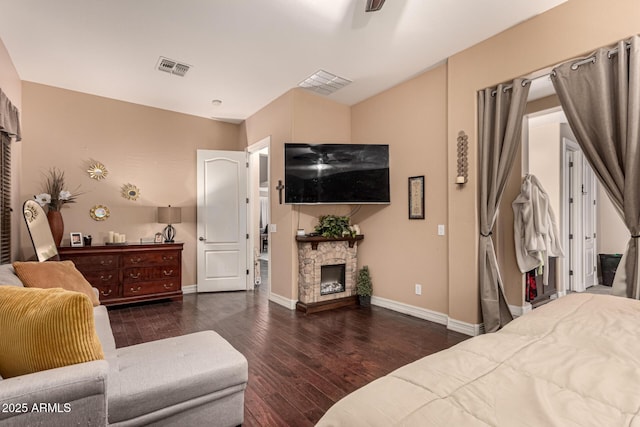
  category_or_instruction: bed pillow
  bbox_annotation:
[13,260,100,306]
[0,286,104,378]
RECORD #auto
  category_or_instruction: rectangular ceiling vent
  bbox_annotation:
[157,57,191,77]
[298,70,352,96]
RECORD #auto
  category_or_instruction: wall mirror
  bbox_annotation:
[90,204,110,221]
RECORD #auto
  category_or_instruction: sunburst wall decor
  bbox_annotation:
[122,183,140,201]
[87,161,108,180]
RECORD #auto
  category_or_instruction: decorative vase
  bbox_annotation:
[358,295,371,307]
[47,210,64,247]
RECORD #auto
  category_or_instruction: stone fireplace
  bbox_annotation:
[296,235,363,313]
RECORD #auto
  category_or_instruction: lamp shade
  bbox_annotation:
[157,206,182,224]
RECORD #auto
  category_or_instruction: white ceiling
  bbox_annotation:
[0,0,567,123]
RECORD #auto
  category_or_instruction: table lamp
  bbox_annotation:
[157,205,182,243]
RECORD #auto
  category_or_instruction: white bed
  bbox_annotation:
[317,293,640,426]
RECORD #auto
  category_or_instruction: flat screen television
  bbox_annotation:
[284,143,390,204]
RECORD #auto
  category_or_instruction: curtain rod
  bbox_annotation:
[491,42,631,96]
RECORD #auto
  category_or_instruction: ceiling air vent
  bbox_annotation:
[157,57,191,77]
[298,70,352,96]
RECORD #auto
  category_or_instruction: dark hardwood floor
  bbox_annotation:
[108,286,469,426]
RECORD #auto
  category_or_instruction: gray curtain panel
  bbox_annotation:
[478,79,529,332]
[0,89,21,141]
[552,35,640,299]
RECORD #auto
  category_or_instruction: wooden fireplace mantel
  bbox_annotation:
[295,234,364,250]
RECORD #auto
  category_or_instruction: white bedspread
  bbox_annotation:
[317,294,640,426]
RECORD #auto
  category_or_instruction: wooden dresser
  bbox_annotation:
[58,242,183,306]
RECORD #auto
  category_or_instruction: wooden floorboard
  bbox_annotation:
[107,287,469,426]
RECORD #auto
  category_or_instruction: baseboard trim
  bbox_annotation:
[371,296,483,336]
[182,285,197,294]
[508,302,532,318]
[552,290,567,299]
[447,318,485,336]
[269,292,297,310]
[371,296,448,326]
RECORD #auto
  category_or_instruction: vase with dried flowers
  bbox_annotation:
[34,168,83,246]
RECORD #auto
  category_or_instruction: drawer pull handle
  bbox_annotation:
[163,283,174,290]
[129,273,141,279]
[100,260,113,266]
[130,257,143,264]
[100,274,113,281]
[101,289,112,297]
[163,255,174,261]
[163,269,173,276]
[130,286,142,293]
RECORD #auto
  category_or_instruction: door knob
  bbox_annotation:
[199,237,205,241]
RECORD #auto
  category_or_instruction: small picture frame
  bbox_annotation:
[154,232,163,244]
[408,176,425,220]
[70,232,84,247]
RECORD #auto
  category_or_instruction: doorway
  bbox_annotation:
[247,137,270,297]
[524,106,616,296]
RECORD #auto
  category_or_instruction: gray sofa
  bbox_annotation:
[0,264,248,426]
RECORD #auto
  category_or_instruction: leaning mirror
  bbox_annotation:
[23,200,59,261]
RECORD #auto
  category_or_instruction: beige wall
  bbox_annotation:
[244,88,352,303]
[20,82,241,286]
[447,0,640,323]
[528,122,562,220]
[351,63,449,313]
[244,90,294,300]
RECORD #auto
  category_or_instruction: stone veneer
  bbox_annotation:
[297,239,358,305]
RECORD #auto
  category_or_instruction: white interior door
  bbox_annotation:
[197,150,248,292]
[582,155,598,288]
[569,149,584,292]
[564,142,598,293]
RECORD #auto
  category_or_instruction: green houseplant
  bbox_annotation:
[356,265,373,307]
[314,215,355,238]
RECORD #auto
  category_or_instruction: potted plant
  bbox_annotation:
[356,265,372,307]
[314,215,356,238]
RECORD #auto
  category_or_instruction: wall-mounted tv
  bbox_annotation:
[284,143,390,204]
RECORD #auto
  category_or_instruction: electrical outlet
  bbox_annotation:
[415,284,422,295]
[269,224,277,233]
[437,224,445,236]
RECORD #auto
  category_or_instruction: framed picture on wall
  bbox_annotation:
[70,232,84,247]
[408,176,425,220]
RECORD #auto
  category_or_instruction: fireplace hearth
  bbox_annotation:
[295,235,363,314]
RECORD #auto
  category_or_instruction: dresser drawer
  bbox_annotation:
[82,270,119,286]
[95,284,119,301]
[68,254,119,271]
[123,251,180,267]
[123,267,180,284]
[123,279,180,297]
